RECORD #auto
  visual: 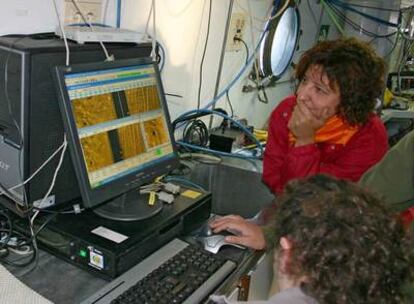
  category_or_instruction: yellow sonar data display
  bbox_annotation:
[64,64,174,188]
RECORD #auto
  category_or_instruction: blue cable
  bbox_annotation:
[116,0,122,28]
[181,0,281,114]
[177,141,262,160]
[343,2,400,12]
[174,2,287,160]
[200,21,271,110]
[163,176,206,191]
[177,109,263,153]
[328,0,399,28]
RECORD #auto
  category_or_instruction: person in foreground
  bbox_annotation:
[211,175,412,304]
[263,37,388,195]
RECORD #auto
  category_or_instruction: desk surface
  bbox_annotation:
[3,159,272,303]
[4,237,262,304]
[6,249,106,304]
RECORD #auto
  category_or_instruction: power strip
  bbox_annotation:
[55,26,150,44]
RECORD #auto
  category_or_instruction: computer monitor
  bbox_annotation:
[53,57,179,221]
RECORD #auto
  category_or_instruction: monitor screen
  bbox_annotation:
[53,58,178,220]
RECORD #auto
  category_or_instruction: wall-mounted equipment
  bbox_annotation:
[258,4,300,84]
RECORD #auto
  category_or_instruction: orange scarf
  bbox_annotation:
[289,115,359,146]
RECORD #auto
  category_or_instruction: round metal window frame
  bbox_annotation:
[258,5,300,83]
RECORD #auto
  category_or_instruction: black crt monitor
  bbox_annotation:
[53,58,179,221]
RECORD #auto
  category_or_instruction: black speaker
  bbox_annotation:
[0,35,151,215]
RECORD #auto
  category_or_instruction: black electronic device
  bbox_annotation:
[53,57,179,220]
[14,186,212,279]
[82,238,236,304]
[0,35,151,216]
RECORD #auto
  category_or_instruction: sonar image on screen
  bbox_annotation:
[64,64,174,188]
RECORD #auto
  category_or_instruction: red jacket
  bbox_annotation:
[263,96,388,194]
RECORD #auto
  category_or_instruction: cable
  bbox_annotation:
[384,33,400,59]
[320,0,345,35]
[257,86,269,104]
[151,0,157,62]
[234,37,249,65]
[0,211,13,251]
[344,2,400,12]
[30,134,67,227]
[163,176,206,191]
[327,0,399,28]
[165,93,183,98]
[0,209,37,268]
[182,119,209,147]
[157,41,166,72]
[179,152,222,164]
[177,141,261,160]
[176,0,285,138]
[268,0,291,21]
[52,0,70,66]
[246,0,262,90]
[326,1,397,38]
[225,90,235,118]
[69,0,112,61]
[327,0,399,37]
[1,132,67,195]
[145,1,154,38]
[197,0,285,111]
[66,23,112,27]
[116,0,122,28]
[34,213,58,237]
[177,109,263,154]
[197,0,213,110]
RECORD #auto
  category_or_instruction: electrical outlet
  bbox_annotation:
[226,12,247,52]
[64,0,103,24]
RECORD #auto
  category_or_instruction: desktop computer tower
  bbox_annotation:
[0,35,152,214]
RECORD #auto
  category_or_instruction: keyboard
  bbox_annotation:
[81,239,236,304]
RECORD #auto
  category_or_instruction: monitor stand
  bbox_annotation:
[93,190,163,221]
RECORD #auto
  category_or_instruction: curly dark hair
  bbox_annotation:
[295,37,385,125]
[273,174,412,304]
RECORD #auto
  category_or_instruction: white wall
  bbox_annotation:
[0,0,61,34]
[119,0,325,128]
[0,0,325,128]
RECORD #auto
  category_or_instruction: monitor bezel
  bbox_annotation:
[53,57,179,209]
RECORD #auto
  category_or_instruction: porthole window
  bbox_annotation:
[258,5,300,83]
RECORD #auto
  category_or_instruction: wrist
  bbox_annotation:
[294,137,315,147]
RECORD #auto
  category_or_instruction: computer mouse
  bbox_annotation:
[198,223,214,237]
[197,222,239,238]
[200,233,244,254]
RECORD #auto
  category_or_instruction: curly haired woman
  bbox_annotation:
[211,37,389,251]
[263,37,388,194]
[211,175,412,304]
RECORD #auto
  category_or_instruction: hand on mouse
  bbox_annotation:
[209,215,266,250]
